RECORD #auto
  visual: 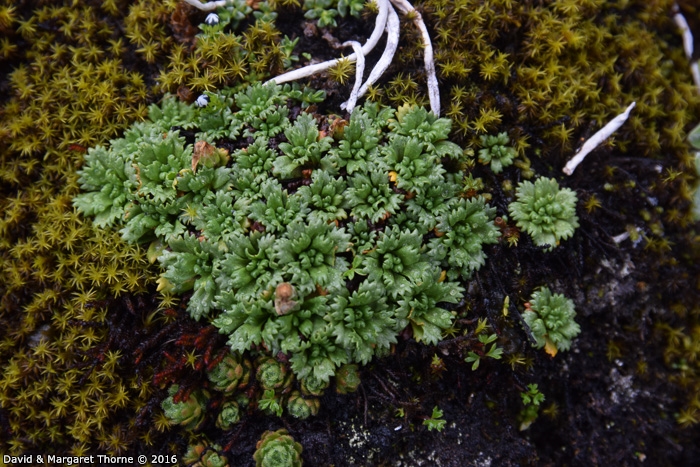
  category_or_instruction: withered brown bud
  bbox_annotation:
[274,283,297,316]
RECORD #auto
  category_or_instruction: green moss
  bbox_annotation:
[0,0,183,454]
[0,0,295,455]
[157,1,289,94]
[382,0,700,174]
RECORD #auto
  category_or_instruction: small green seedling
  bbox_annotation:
[258,389,283,417]
[465,333,503,370]
[518,384,545,431]
[423,406,446,432]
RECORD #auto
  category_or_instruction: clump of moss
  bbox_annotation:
[157,0,293,95]
[417,0,700,156]
[0,0,237,456]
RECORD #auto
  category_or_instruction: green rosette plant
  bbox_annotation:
[275,218,350,296]
[522,287,580,356]
[356,226,429,298]
[478,132,516,173]
[248,179,309,233]
[346,168,403,223]
[161,385,207,431]
[253,429,303,467]
[328,280,396,365]
[326,105,389,174]
[430,196,501,280]
[280,306,349,382]
[396,269,465,344]
[509,177,579,250]
[158,233,224,321]
[215,231,281,301]
[256,356,292,391]
[72,145,131,228]
[183,441,229,467]
[286,390,320,419]
[384,136,446,195]
[75,83,501,384]
[231,82,291,138]
[216,401,241,430]
[304,0,365,28]
[335,363,361,394]
[297,171,348,223]
[207,352,251,394]
[389,104,462,159]
[300,374,329,397]
[274,113,332,179]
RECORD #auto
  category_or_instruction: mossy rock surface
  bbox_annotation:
[1,0,700,464]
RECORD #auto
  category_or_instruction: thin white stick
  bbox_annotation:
[692,62,700,91]
[563,102,636,176]
[267,0,390,84]
[673,4,700,92]
[347,5,400,110]
[388,0,440,115]
[612,227,641,244]
[341,41,365,113]
[183,0,228,11]
[611,231,630,244]
[673,6,694,59]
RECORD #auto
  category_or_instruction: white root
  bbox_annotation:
[267,0,390,85]
[672,4,700,91]
[183,0,228,12]
[563,102,636,176]
[341,41,365,113]
[347,5,400,111]
[692,62,700,92]
[266,0,440,115]
[389,0,440,116]
[611,231,630,244]
[673,6,694,59]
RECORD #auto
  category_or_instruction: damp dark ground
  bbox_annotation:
[107,228,700,467]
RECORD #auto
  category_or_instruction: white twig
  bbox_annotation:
[183,0,228,11]
[348,5,400,110]
[692,62,700,91]
[267,0,389,84]
[611,231,630,244]
[563,102,636,176]
[389,0,440,115]
[673,5,694,59]
[612,227,641,245]
[267,0,441,114]
[673,4,700,92]
[341,41,365,113]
